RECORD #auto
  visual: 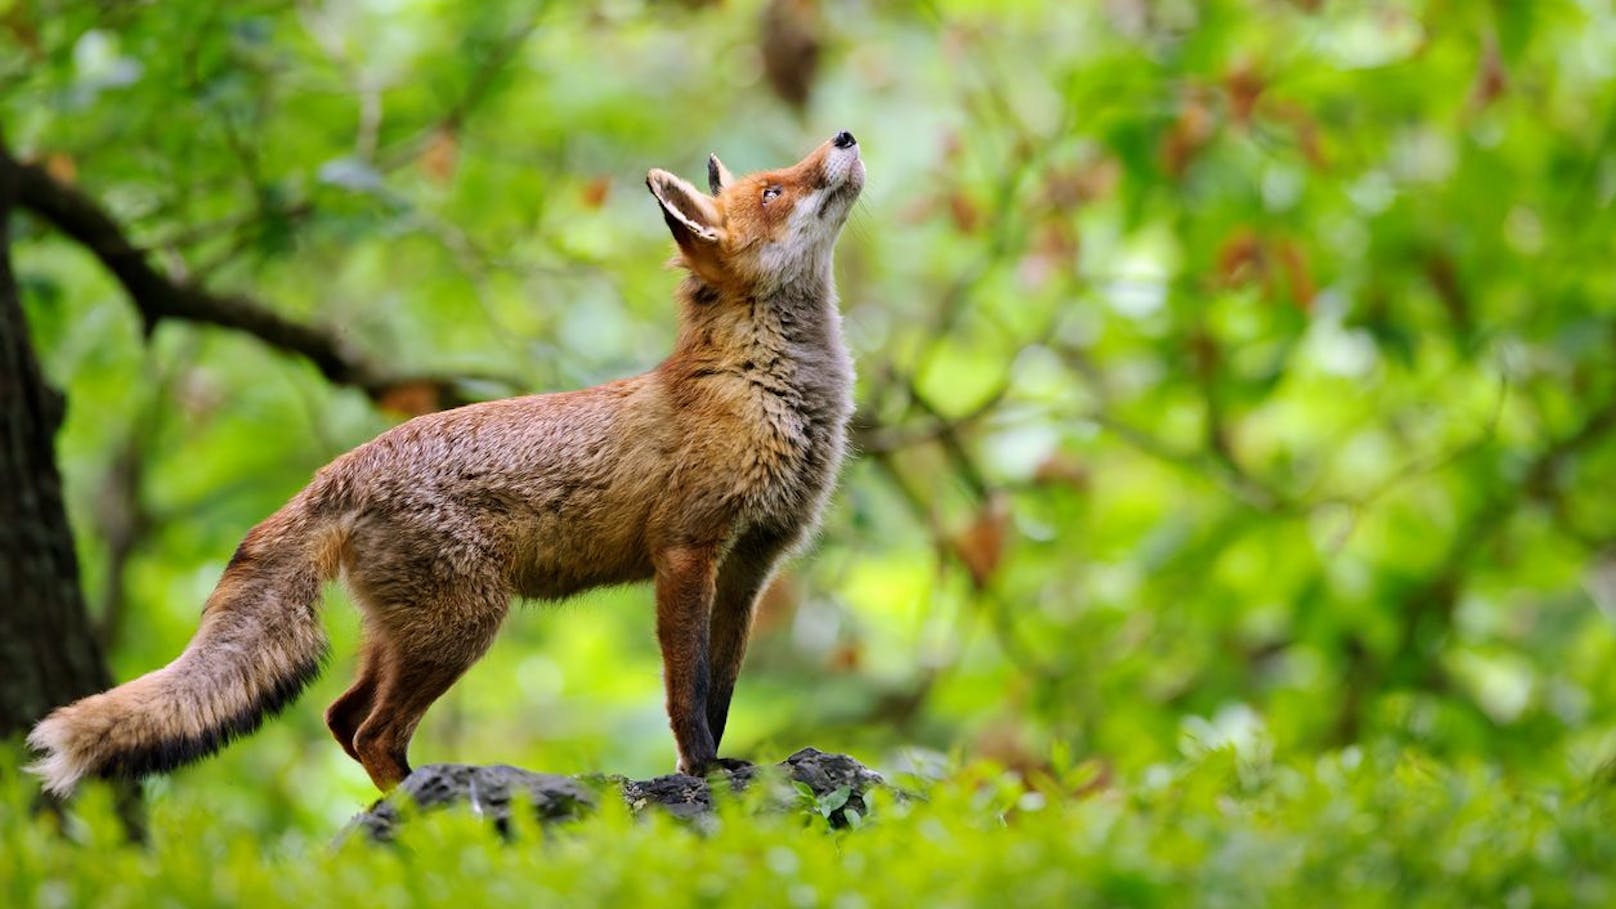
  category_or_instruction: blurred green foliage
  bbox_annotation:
[5,0,1616,895]
[5,745,1616,907]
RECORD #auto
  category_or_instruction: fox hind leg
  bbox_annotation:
[349,591,508,790]
[325,631,384,762]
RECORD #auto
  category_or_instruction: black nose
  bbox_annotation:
[833,130,856,149]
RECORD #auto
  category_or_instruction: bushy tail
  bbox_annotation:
[27,499,342,796]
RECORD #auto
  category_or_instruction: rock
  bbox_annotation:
[780,747,884,827]
[351,764,597,842]
[347,748,884,841]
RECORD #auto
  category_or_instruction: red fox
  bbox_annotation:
[28,131,865,794]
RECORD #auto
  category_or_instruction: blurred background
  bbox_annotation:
[4,0,1616,832]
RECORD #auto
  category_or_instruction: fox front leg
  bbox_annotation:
[706,530,790,753]
[653,545,721,775]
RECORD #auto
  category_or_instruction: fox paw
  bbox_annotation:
[677,756,754,777]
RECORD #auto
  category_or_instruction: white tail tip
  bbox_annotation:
[26,713,89,797]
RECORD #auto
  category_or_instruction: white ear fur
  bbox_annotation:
[647,169,722,243]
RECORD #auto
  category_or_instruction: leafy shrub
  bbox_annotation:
[4,745,1613,908]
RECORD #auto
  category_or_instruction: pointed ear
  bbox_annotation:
[647,168,725,279]
[707,154,735,195]
[647,169,721,240]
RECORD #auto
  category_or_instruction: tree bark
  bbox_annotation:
[0,139,141,834]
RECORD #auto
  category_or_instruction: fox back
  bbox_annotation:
[28,131,867,794]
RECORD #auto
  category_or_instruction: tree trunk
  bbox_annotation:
[0,142,141,834]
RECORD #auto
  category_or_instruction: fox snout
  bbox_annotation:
[819,131,864,199]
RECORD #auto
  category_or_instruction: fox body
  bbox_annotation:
[28,132,866,794]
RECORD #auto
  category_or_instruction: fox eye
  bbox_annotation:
[762,185,782,203]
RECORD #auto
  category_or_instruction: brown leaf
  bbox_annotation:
[1270,102,1328,170]
[1033,452,1089,490]
[419,128,458,184]
[1188,327,1221,378]
[751,571,800,636]
[760,0,822,111]
[953,492,1012,590]
[1037,219,1080,260]
[970,715,1046,783]
[897,196,938,225]
[1044,156,1120,209]
[580,176,611,209]
[2,5,41,56]
[1223,58,1266,126]
[43,152,77,185]
[827,641,863,672]
[947,192,981,233]
[1160,92,1215,178]
[1469,34,1508,110]
[1215,227,1264,287]
[1276,239,1316,310]
[1017,221,1080,289]
[375,380,443,417]
[1424,252,1470,331]
[1294,115,1327,170]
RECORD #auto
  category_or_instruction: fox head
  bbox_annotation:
[646,131,864,292]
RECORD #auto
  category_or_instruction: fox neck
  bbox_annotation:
[671,264,846,361]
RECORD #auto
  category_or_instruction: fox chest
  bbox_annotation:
[692,361,852,529]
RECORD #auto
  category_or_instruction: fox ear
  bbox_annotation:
[647,168,726,278]
[647,169,721,240]
[707,154,735,195]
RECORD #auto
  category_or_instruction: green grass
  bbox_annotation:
[5,744,1614,908]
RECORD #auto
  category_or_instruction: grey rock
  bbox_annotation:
[351,763,597,842]
[780,747,884,827]
[347,748,883,841]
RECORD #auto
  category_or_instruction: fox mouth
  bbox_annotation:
[816,182,859,221]
[817,149,864,219]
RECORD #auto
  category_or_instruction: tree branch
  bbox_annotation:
[1,143,506,411]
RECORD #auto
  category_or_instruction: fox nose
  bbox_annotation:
[832,130,857,149]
